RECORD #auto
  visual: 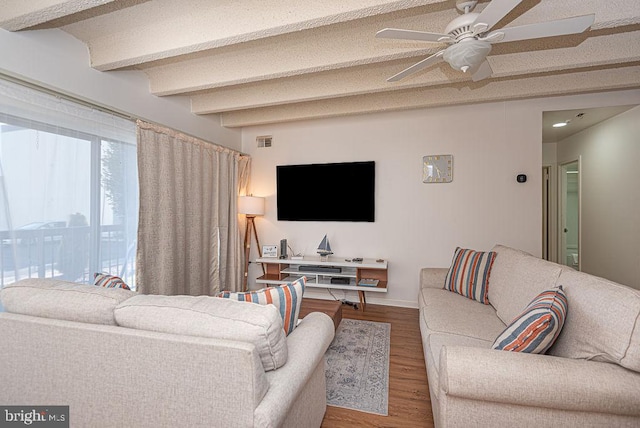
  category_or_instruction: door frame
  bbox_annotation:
[558,157,581,271]
[542,165,558,262]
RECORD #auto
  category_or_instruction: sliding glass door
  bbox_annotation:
[0,79,138,288]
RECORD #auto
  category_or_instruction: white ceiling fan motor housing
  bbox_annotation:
[445,12,480,39]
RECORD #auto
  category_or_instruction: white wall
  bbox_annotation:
[0,28,241,150]
[242,90,640,307]
[557,106,640,289]
[543,143,557,165]
[243,100,540,307]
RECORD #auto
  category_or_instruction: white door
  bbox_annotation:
[559,160,580,270]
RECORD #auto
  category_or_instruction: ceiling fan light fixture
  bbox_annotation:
[377,1,595,83]
[443,39,492,72]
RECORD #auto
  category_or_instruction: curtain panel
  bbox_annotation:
[136,120,249,295]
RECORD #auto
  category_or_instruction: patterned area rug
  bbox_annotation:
[325,319,391,416]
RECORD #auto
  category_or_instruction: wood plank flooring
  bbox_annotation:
[321,303,435,428]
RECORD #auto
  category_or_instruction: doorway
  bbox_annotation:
[542,166,550,260]
[559,159,580,270]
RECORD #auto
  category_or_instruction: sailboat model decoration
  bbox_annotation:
[317,234,333,260]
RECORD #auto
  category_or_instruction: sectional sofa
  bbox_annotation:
[0,279,335,427]
[420,244,640,427]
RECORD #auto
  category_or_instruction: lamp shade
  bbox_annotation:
[238,196,265,216]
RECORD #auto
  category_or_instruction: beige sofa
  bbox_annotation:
[419,244,640,427]
[0,279,334,428]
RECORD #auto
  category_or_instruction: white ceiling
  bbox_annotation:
[2,0,639,128]
[542,105,636,143]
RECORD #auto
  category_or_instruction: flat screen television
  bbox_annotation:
[277,161,375,222]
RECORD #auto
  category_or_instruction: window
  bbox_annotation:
[0,78,138,288]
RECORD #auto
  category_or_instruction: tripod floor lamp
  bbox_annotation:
[239,195,266,291]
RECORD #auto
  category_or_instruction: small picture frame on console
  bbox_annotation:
[262,245,278,258]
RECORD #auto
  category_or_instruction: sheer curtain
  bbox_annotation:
[0,77,138,288]
[136,120,249,295]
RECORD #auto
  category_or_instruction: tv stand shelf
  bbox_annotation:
[256,256,388,311]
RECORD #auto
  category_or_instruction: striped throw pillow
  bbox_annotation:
[444,247,497,304]
[218,277,305,336]
[94,273,131,290]
[492,286,568,354]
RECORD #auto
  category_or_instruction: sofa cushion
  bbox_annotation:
[548,270,640,373]
[444,247,496,304]
[492,286,567,354]
[114,294,288,371]
[419,287,506,342]
[420,268,449,290]
[218,277,305,335]
[94,272,131,290]
[488,245,565,324]
[0,278,136,325]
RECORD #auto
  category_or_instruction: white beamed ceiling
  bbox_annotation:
[2,0,639,128]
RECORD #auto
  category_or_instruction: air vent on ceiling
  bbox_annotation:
[256,135,272,148]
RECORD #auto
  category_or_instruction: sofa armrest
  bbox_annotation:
[254,312,335,427]
[421,268,448,289]
[439,346,640,417]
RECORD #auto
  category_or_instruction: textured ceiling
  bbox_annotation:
[2,0,639,128]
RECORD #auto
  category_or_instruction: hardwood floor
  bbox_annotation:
[321,303,434,428]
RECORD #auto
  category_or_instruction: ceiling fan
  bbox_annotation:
[376,0,595,82]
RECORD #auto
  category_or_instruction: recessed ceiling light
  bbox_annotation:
[552,122,568,128]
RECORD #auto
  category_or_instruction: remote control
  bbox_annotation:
[352,257,363,262]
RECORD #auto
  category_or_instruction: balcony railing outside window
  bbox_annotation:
[0,225,136,287]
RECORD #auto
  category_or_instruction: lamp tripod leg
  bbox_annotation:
[242,218,252,292]
[252,220,266,275]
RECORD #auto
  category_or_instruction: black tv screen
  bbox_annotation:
[277,161,375,222]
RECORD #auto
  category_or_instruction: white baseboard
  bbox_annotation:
[302,288,418,309]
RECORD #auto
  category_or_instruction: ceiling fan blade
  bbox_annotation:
[376,28,450,43]
[490,14,596,44]
[473,0,523,32]
[472,60,493,82]
[387,51,445,82]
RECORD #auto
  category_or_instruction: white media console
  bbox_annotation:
[255,256,388,310]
